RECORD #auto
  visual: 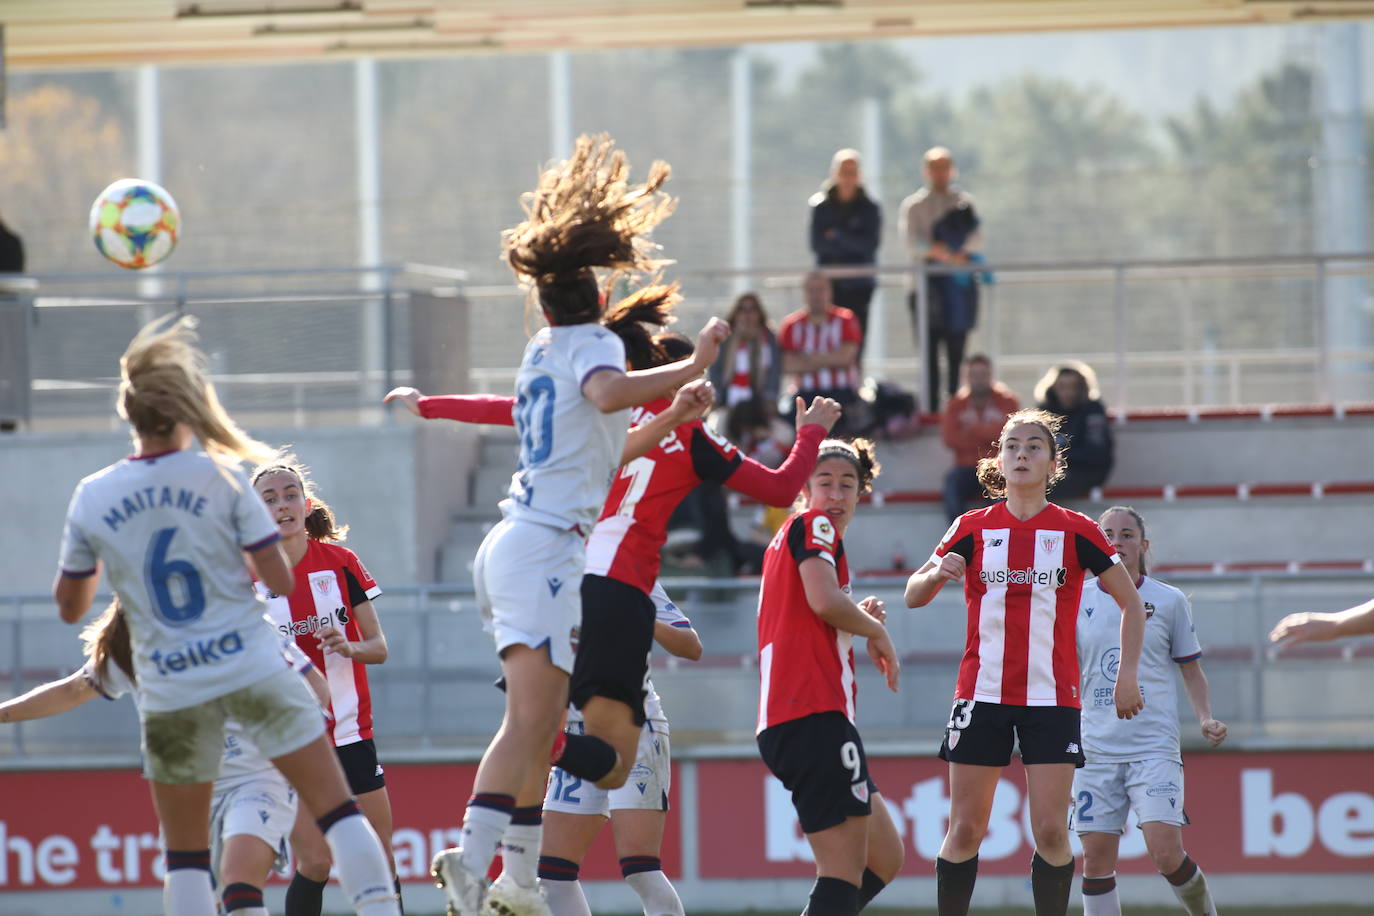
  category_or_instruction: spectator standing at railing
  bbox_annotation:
[899,147,984,412]
[1035,361,1115,500]
[940,354,1020,522]
[0,210,24,273]
[779,271,863,437]
[809,149,881,361]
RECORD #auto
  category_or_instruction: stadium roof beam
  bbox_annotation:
[5,0,1374,71]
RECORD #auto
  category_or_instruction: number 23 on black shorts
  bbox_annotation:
[939,699,1085,767]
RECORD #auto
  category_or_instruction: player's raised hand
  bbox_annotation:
[383,386,425,417]
[690,317,731,370]
[1200,717,1228,747]
[1268,612,1339,649]
[938,552,967,583]
[797,395,842,434]
[1114,676,1144,720]
[666,378,715,422]
[858,595,886,624]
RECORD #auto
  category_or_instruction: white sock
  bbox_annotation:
[501,822,543,888]
[1082,872,1121,916]
[625,869,685,916]
[164,866,216,916]
[459,801,513,878]
[1171,867,1217,916]
[321,810,401,916]
[543,878,593,916]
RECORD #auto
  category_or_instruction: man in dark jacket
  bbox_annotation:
[1036,362,1115,499]
[0,212,24,273]
[809,148,881,360]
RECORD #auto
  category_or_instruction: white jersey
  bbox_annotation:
[1077,575,1203,764]
[566,580,690,733]
[84,637,314,788]
[502,323,629,532]
[58,449,288,713]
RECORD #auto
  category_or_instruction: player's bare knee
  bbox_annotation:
[945,818,987,851]
[296,854,332,882]
[1145,837,1186,875]
[1029,817,1069,851]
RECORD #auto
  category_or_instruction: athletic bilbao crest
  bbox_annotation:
[314,576,333,595]
[851,780,870,803]
[1041,535,1060,553]
[946,730,961,749]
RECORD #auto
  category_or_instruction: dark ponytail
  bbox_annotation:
[815,437,882,494]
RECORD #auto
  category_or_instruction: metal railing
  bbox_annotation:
[3,571,1371,765]
[5,252,1374,432]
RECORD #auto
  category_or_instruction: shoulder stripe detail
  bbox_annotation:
[579,364,624,388]
[364,585,382,600]
[1172,652,1203,663]
[242,531,282,552]
[671,620,693,628]
[61,567,98,579]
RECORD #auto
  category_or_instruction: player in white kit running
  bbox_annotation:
[52,315,400,916]
[0,599,330,912]
[1074,507,1225,916]
[430,135,728,916]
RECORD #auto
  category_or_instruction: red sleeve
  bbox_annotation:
[724,423,825,506]
[418,394,516,426]
[841,311,862,344]
[777,315,801,352]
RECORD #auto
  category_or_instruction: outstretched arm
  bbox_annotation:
[724,396,840,506]
[1270,599,1374,647]
[0,670,99,723]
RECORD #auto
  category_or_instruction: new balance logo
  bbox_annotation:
[987,538,1004,547]
[547,577,564,597]
[1066,742,1080,754]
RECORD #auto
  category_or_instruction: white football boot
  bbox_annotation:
[431,847,487,916]
[481,872,552,916]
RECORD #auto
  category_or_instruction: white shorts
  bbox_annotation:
[1072,758,1188,834]
[474,516,584,674]
[210,772,297,880]
[141,667,324,784]
[544,723,671,817]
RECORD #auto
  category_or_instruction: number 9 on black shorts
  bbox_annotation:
[938,700,1085,768]
[757,711,878,834]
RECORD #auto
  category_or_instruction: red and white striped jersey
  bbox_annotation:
[777,306,862,392]
[584,397,743,593]
[259,539,382,745]
[931,501,1118,708]
[756,509,855,733]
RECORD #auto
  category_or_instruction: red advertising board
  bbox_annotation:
[697,751,1374,877]
[0,762,681,890]
[2,751,1371,891]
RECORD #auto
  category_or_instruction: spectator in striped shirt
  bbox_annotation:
[778,272,863,436]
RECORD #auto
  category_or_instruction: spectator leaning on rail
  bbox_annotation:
[777,271,863,437]
[809,148,881,362]
[940,353,1020,523]
[1035,360,1115,500]
[899,147,984,412]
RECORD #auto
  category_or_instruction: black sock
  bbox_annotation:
[857,867,886,910]
[394,875,405,915]
[1030,852,1075,916]
[553,732,618,782]
[806,876,860,916]
[222,882,264,913]
[936,855,978,916]
[284,871,328,916]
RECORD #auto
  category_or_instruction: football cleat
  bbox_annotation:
[431,847,487,916]
[481,872,551,916]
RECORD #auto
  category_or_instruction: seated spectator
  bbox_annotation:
[710,291,782,414]
[778,271,862,436]
[1035,360,1115,499]
[941,354,1020,521]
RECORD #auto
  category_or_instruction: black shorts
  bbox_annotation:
[336,738,387,795]
[938,700,1085,768]
[757,711,878,834]
[569,575,655,727]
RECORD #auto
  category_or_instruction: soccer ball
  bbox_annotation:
[90,179,180,269]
